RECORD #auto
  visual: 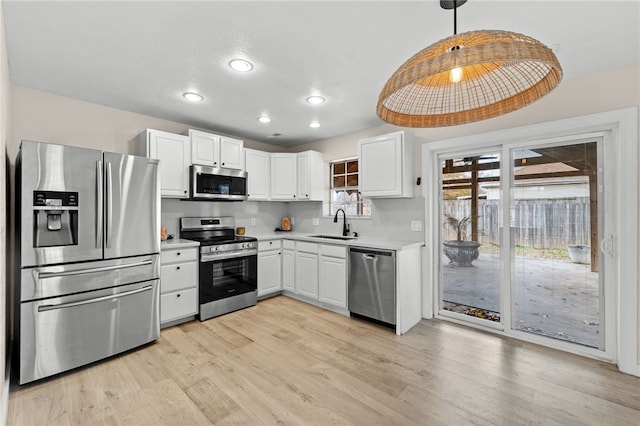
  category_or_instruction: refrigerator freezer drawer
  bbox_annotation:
[18,280,160,384]
[20,254,160,302]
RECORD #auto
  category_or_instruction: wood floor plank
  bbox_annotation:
[8,295,640,425]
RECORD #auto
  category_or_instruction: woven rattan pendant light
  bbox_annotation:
[377,0,562,127]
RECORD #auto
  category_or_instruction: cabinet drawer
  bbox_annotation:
[283,239,295,250]
[161,288,197,324]
[161,248,198,264]
[161,261,197,293]
[320,244,346,258]
[258,240,281,251]
[296,241,319,254]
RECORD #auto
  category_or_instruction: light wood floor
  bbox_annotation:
[8,296,640,425]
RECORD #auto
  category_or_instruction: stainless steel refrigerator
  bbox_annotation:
[15,140,161,384]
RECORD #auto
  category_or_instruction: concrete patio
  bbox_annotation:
[442,252,600,348]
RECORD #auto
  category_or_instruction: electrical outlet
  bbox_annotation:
[250,217,256,226]
[411,220,422,232]
[313,217,319,226]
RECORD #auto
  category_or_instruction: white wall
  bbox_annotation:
[8,85,281,162]
[0,0,10,421]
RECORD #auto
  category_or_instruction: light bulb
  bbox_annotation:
[450,67,463,83]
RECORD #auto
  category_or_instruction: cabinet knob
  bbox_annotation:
[176,266,180,270]
[177,252,181,256]
[184,190,187,194]
[222,162,225,166]
[177,293,181,298]
[269,241,273,245]
[293,195,296,198]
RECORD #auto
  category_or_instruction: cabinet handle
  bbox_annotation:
[222,162,225,166]
[176,266,180,270]
[177,293,181,298]
[177,252,181,256]
[184,190,187,194]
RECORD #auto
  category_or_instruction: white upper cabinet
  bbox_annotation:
[296,150,324,201]
[244,148,271,200]
[219,136,244,169]
[358,130,414,198]
[188,129,244,170]
[270,153,297,200]
[138,129,190,198]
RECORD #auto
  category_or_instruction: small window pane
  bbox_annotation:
[333,176,346,188]
[346,174,358,187]
[334,162,346,174]
[347,161,358,173]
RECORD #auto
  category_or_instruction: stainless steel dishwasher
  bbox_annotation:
[348,247,396,325]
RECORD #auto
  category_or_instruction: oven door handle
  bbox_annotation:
[201,250,257,262]
[37,285,153,312]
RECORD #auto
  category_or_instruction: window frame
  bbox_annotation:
[328,157,371,218]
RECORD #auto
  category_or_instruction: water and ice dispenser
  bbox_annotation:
[33,190,79,247]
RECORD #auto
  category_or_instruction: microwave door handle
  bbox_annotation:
[106,161,113,248]
[37,285,153,312]
[96,160,103,248]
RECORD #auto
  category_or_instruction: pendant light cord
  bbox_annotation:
[453,0,458,35]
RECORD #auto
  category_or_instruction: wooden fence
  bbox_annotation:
[442,198,591,249]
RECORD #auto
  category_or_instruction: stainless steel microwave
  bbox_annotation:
[190,165,248,201]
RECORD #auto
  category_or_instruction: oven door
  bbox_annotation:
[199,251,257,305]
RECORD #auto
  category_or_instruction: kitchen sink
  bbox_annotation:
[308,234,356,240]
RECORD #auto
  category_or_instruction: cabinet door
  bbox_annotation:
[282,249,295,291]
[148,130,190,198]
[295,251,318,299]
[319,255,347,308]
[245,149,270,200]
[296,151,324,201]
[258,250,282,296]
[190,130,219,167]
[359,132,403,197]
[220,136,244,169]
[270,153,297,200]
[296,152,310,199]
[161,288,198,324]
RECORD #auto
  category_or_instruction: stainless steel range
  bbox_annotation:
[180,217,257,320]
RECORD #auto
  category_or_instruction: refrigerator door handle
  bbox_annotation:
[96,160,103,248]
[37,259,153,279]
[106,161,113,248]
[37,285,153,312]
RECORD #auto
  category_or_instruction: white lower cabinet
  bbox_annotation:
[294,242,318,299]
[318,245,347,309]
[258,240,282,297]
[282,240,295,292]
[160,245,198,327]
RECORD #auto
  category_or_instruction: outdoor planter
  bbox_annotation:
[443,240,480,267]
[567,244,590,264]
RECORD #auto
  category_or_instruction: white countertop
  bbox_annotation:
[250,232,423,251]
[160,238,200,249]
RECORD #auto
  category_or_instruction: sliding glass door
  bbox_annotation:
[437,137,609,352]
[509,141,603,348]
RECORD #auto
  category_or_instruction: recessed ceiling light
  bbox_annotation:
[309,121,321,128]
[229,59,253,72]
[258,116,271,123]
[306,96,325,105]
[183,92,203,102]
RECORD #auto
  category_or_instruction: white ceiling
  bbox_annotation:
[3,1,639,147]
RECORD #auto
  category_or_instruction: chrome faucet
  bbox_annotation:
[333,208,350,236]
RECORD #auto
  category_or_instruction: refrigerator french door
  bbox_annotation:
[15,140,161,384]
